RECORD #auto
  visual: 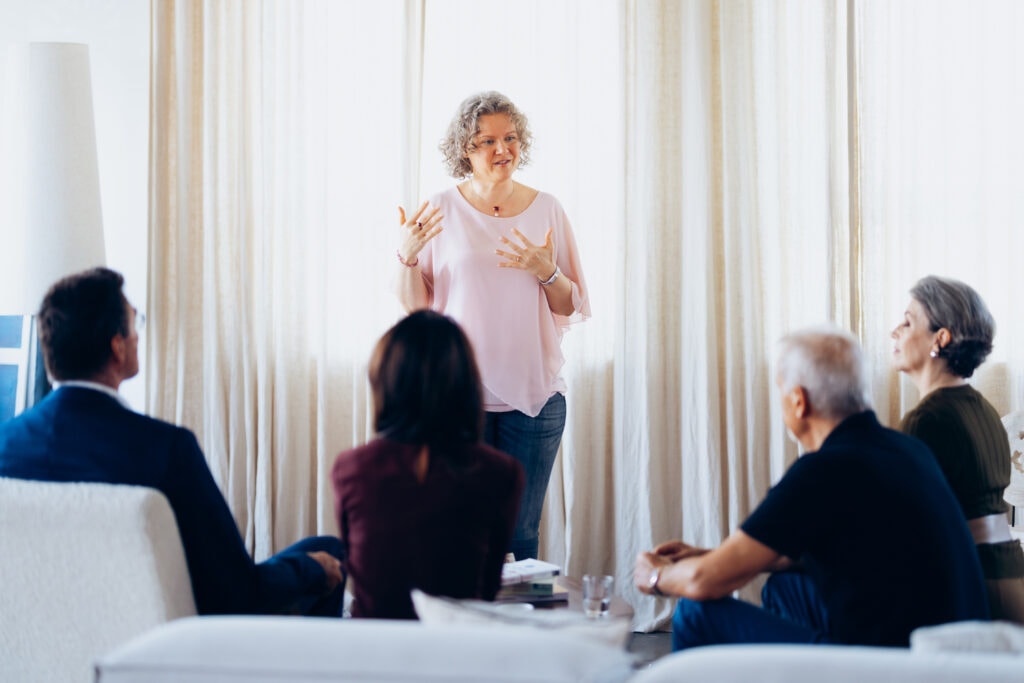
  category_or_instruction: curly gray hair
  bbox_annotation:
[439,91,533,179]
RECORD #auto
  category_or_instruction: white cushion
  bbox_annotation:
[94,615,635,683]
[411,588,633,648]
[911,620,1024,655]
[632,644,1024,683]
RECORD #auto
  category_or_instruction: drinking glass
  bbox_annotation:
[582,574,613,618]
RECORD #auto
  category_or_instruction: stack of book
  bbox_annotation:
[496,576,569,605]
[500,558,562,586]
[498,559,568,605]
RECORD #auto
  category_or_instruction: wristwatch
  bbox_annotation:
[648,567,664,596]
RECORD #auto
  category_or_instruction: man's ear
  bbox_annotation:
[791,386,809,419]
[110,335,127,365]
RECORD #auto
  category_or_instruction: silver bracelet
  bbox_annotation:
[539,266,561,286]
[396,250,419,268]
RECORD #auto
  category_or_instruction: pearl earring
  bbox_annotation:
[930,349,938,358]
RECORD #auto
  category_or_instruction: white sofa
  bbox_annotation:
[94,614,1024,683]
[94,613,1024,683]
[0,478,196,683]
[633,638,1024,683]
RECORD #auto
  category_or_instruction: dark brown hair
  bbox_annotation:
[37,267,129,381]
[369,310,483,456]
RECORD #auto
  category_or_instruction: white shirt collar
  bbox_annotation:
[53,380,132,410]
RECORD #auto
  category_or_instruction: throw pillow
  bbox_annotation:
[911,620,1024,655]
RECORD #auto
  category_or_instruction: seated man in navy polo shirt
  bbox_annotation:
[634,326,988,650]
[0,267,344,616]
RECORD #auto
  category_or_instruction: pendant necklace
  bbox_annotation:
[471,182,516,217]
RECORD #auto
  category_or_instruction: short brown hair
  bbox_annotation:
[37,267,129,381]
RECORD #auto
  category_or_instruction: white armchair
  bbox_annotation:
[0,478,196,683]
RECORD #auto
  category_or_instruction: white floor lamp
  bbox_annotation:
[0,42,107,410]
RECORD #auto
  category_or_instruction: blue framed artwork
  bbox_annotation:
[0,316,29,423]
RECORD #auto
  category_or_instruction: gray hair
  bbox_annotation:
[776,326,872,421]
[909,276,994,379]
[439,91,533,179]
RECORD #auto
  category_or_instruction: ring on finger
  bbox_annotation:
[416,221,423,228]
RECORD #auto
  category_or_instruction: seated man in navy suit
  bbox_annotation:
[0,267,344,616]
[634,327,988,650]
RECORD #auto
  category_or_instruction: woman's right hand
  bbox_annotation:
[398,201,443,266]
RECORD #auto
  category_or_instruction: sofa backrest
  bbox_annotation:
[0,477,196,683]
[631,643,1024,683]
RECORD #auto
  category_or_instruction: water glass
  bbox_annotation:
[582,574,613,618]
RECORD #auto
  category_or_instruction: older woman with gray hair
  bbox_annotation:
[892,275,1024,622]
[394,91,590,561]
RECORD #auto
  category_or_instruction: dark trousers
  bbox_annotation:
[671,570,830,651]
[258,535,346,617]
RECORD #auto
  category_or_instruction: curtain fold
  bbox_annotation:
[150,0,412,559]
[149,0,1024,632]
[616,0,850,629]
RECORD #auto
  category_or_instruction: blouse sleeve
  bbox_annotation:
[552,203,591,327]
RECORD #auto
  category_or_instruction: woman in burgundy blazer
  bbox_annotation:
[332,310,524,619]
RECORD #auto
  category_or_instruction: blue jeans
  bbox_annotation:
[761,570,829,633]
[671,571,830,651]
[484,393,566,561]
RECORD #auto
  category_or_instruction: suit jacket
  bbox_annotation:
[0,386,326,614]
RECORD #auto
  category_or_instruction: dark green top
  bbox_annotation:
[900,384,1024,579]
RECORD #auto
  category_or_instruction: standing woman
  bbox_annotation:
[892,275,1024,622]
[395,91,590,561]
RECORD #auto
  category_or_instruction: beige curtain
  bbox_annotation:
[149,0,413,559]
[148,0,1024,633]
[855,0,1024,425]
[615,0,851,629]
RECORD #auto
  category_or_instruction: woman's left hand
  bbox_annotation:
[496,227,557,282]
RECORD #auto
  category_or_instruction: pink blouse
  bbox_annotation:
[419,187,590,417]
